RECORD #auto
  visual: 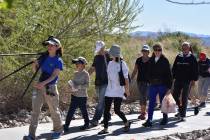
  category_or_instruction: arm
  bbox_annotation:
[88,66,95,75]
[78,72,90,90]
[34,68,60,90]
[172,56,178,79]
[131,64,138,80]
[32,60,39,73]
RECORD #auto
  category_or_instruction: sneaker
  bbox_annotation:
[142,120,152,127]
[124,121,131,132]
[194,106,199,115]
[23,135,35,140]
[98,129,109,135]
[80,125,89,130]
[90,120,99,126]
[63,124,69,133]
[138,113,146,120]
[51,132,63,139]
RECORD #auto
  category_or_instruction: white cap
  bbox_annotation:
[182,41,190,47]
[142,44,150,51]
[95,40,105,54]
[46,38,61,47]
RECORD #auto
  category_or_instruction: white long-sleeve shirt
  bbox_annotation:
[105,60,129,98]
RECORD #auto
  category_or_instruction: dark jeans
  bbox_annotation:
[64,95,89,127]
[103,96,127,129]
[172,80,191,117]
[148,85,168,121]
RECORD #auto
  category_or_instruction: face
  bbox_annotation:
[141,50,149,56]
[153,47,162,57]
[182,45,190,55]
[48,44,58,54]
[75,63,85,71]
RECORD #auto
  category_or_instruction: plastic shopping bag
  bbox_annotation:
[161,93,176,113]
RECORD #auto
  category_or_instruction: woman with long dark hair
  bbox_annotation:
[23,37,64,140]
[142,43,172,127]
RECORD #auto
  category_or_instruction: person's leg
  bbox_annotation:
[113,97,131,132]
[28,89,44,139]
[181,82,191,118]
[172,80,182,116]
[98,96,112,135]
[158,85,168,125]
[92,85,108,124]
[45,85,63,134]
[198,77,206,105]
[113,97,127,123]
[147,85,158,121]
[78,97,89,129]
[64,95,78,130]
[137,82,148,120]
[200,78,210,105]
[103,97,113,129]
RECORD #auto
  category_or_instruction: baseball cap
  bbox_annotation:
[72,57,88,65]
[95,40,105,54]
[142,44,150,51]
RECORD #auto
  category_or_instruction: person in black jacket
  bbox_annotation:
[142,43,172,127]
[197,52,210,108]
[172,42,199,121]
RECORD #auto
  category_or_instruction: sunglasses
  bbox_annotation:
[154,49,162,52]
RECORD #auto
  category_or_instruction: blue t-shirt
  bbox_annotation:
[39,56,63,85]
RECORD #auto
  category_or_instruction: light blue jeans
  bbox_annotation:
[92,84,110,122]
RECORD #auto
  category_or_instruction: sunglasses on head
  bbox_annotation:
[154,49,162,52]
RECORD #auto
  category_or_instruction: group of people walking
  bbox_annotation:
[23,36,210,140]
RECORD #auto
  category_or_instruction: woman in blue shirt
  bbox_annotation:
[24,37,64,140]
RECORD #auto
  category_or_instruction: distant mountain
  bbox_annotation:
[130,31,210,47]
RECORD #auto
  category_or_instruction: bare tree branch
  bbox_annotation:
[165,0,210,5]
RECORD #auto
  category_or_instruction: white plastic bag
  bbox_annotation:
[161,93,176,113]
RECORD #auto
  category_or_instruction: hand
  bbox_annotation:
[208,68,210,73]
[33,82,45,90]
[125,89,130,97]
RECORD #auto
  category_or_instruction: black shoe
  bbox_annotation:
[175,113,180,117]
[124,122,131,132]
[179,117,186,122]
[98,129,109,135]
[63,124,69,133]
[199,102,206,108]
[142,120,152,127]
[80,125,89,130]
[160,118,168,125]
[194,106,199,115]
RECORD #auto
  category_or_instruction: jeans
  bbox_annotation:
[92,85,110,122]
[172,80,191,117]
[147,85,168,121]
[64,95,89,127]
[103,96,127,128]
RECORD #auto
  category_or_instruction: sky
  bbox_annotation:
[133,0,210,35]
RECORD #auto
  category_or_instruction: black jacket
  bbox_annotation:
[198,58,210,77]
[148,55,173,89]
[172,53,198,81]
